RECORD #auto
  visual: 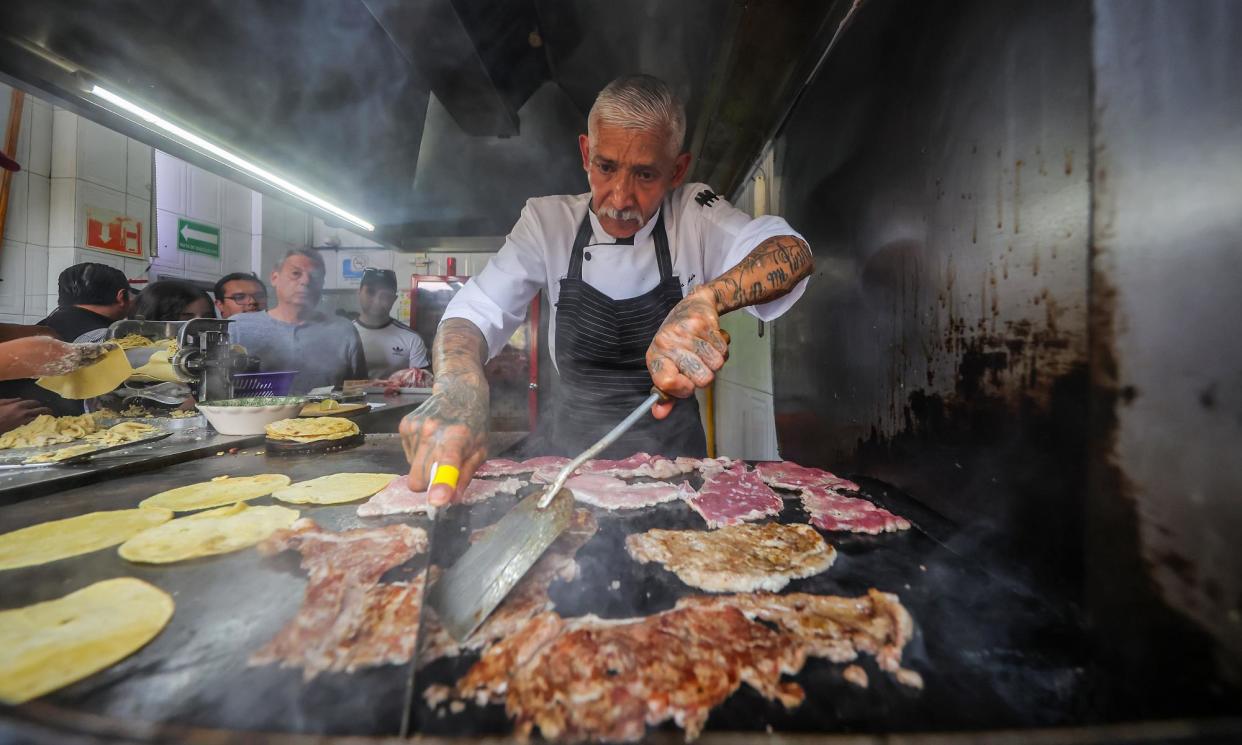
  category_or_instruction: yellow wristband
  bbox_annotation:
[430,463,460,489]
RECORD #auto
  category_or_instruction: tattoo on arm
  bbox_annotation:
[403,318,490,433]
[703,235,813,315]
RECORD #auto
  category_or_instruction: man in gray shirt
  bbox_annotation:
[229,248,366,394]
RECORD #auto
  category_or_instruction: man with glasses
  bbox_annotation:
[213,272,269,318]
[354,268,429,378]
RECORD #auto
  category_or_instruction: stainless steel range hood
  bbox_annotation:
[0,0,847,248]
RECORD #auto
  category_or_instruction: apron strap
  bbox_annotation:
[566,213,595,280]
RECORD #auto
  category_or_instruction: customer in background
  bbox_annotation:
[353,267,429,379]
[73,279,216,343]
[38,263,133,341]
[229,248,366,394]
[213,272,268,318]
[132,280,216,322]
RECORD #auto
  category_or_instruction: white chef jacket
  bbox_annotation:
[442,182,811,364]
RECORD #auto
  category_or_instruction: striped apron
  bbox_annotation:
[549,210,707,459]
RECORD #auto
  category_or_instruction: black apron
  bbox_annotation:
[550,209,707,459]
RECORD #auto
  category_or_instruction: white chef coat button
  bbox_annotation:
[584,251,592,261]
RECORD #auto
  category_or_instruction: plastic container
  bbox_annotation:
[232,372,298,397]
[197,397,306,435]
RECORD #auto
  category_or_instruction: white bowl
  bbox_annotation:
[197,397,307,435]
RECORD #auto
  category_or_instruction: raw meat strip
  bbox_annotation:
[755,460,860,492]
[686,463,783,529]
[561,473,694,510]
[799,486,911,534]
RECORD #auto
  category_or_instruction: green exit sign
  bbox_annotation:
[176,218,220,257]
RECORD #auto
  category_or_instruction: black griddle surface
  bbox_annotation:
[411,468,1092,739]
[0,435,428,738]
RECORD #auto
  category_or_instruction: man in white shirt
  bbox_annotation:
[402,74,813,505]
[353,267,429,378]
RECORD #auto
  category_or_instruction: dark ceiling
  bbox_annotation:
[0,0,847,248]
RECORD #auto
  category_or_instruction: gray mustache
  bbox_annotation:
[598,206,642,222]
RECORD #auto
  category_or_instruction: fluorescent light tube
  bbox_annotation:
[90,84,375,233]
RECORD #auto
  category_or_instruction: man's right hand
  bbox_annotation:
[0,398,52,434]
[399,373,490,507]
[402,318,492,506]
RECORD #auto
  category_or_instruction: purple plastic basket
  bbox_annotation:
[232,371,297,397]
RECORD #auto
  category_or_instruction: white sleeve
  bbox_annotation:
[407,331,429,369]
[441,201,548,360]
[688,186,812,322]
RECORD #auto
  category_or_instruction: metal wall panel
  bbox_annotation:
[1089,0,1242,683]
[770,0,1091,593]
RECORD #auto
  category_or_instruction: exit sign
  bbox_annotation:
[177,218,220,257]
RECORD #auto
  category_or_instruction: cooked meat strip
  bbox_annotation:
[449,588,920,742]
[625,522,836,592]
[249,520,428,679]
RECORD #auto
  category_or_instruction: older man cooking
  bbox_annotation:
[401,74,813,505]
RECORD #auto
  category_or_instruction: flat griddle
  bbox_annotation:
[0,436,429,738]
[409,468,1091,739]
[1,441,1234,742]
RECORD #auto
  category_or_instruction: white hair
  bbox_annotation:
[587,75,686,158]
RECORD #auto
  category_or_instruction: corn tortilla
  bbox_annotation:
[265,416,358,442]
[37,346,133,399]
[0,578,174,704]
[119,502,299,563]
[0,508,173,571]
[139,474,291,512]
[272,473,398,505]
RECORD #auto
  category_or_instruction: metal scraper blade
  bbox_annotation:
[426,485,574,642]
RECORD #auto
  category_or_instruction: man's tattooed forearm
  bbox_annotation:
[702,235,812,314]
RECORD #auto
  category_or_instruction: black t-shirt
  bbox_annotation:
[38,306,114,342]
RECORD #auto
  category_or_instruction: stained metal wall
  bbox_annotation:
[767,0,1242,695]
[1088,0,1242,686]
[770,0,1091,594]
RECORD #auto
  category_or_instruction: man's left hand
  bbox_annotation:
[646,286,729,420]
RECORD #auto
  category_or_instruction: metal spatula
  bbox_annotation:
[427,387,669,642]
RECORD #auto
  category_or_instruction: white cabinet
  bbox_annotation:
[714,379,779,461]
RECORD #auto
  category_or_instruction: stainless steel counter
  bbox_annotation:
[0,393,434,506]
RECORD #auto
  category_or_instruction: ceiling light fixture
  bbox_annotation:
[90,84,375,233]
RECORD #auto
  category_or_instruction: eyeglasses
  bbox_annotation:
[223,293,267,303]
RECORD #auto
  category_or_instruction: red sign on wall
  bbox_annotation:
[84,206,144,258]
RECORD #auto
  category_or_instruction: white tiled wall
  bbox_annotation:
[1,86,55,320]
[1,86,418,334]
